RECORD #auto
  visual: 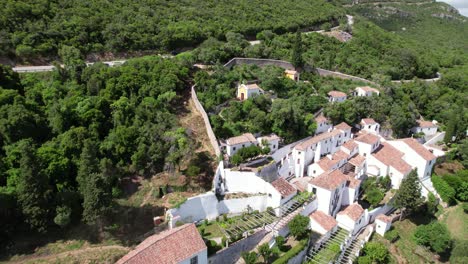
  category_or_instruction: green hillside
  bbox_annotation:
[0,0,343,62]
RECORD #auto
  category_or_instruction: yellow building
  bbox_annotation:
[285,70,300,81]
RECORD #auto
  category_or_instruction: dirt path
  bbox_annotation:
[178,90,216,157]
[8,245,130,264]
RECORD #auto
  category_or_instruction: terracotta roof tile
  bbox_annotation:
[295,130,341,151]
[285,70,298,75]
[376,214,392,223]
[245,83,261,90]
[309,211,337,232]
[356,86,379,93]
[347,176,361,188]
[310,170,348,190]
[116,224,206,264]
[315,115,328,123]
[355,133,380,145]
[334,122,352,131]
[271,178,297,198]
[328,90,347,98]
[226,133,257,145]
[416,120,437,128]
[361,118,377,125]
[342,140,358,152]
[338,203,364,222]
[348,155,365,166]
[372,143,412,174]
[400,138,436,161]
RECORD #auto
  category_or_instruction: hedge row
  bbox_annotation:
[272,237,309,264]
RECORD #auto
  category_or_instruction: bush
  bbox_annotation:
[413,222,452,254]
[432,175,456,204]
[275,236,285,250]
[241,251,258,264]
[384,229,399,242]
[206,240,222,255]
[450,240,468,264]
[366,187,385,207]
[463,203,468,213]
[230,145,263,165]
[359,242,389,264]
[272,238,308,264]
[288,214,310,239]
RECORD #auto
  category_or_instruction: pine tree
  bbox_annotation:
[16,140,49,232]
[77,139,99,193]
[291,31,304,68]
[81,172,112,225]
[392,169,423,218]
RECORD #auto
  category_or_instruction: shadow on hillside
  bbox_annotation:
[0,203,165,261]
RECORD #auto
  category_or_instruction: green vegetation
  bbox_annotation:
[413,221,452,254]
[357,241,389,264]
[0,56,195,251]
[288,215,310,239]
[432,175,456,204]
[242,251,258,264]
[384,228,399,243]
[361,176,390,208]
[272,237,309,264]
[231,145,268,165]
[0,0,343,61]
[392,170,423,216]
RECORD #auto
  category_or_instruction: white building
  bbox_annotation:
[328,90,347,103]
[225,133,258,156]
[116,223,208,264]
[336,203,367,236]
[257,134,281,153]
[375,214,392,236]
[309,210,338,236]
[359,118,380,135]
[354,86,380,97]
[387,138,437,180]
[367,142,412,188]
[315,115,332,135]
[237,83,264,101]
[411,120,438,137]
[354,132,381,157]
[308,170,348,217]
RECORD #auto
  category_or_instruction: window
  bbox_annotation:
[368,125,371,129]
[242,144,245,147]
[297,159,300,164]
[273,145,276,149]
[345,132,347,137]
[313,170,316,174]
[190,256,198,264]
[233,147,236,151]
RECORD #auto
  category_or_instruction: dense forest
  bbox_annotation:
[0,55,195,247]
[0,0,343,61]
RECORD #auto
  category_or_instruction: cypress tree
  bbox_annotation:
[392,169,423,218]
[291,31,304,68]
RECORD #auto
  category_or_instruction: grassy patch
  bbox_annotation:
[199,222,225,239]
[391,219,436,263]
[441,204,468,241]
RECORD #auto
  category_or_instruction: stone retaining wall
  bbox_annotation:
[191,85,221,157]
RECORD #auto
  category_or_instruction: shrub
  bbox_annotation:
[432,175,456,204]
[288,214,310,239]
[272,238,308,264]
[275,235,285,251]
[413,222,452,254]
[359,242,389,264]
[384,229,399,242]
[463,203,468,213]
[450,240,468,264]
[206,240,222,255]
[241,251,257,264]
[366,187,385,207]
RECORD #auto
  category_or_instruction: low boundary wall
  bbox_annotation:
[223,57,378,86]
[191,85,221,157]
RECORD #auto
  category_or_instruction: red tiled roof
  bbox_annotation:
[372,143,412,174]
[290,177,311,192]
[356,86,379,93]
[310,170,348,190]
[355,133,380,145]
[259,134,280,142]
[116,224,206,264]
[295,130,341,151]
[245,83,261,90]
[376,214,392,223]
[309,211,337,232]
[347,176,361,188]
[349,155,365,166]
[338,203,364,221]
[400,138,436,161]
[361,118,377,125]
[416,120,437,128]
[342,140,358,152]
[332,150,349,161]
[328,90,347,98]
[226,133,257,145]
[315,115,328,123]
[334,122,352,131]
[271,178,297,198]
[317,157,336,171]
